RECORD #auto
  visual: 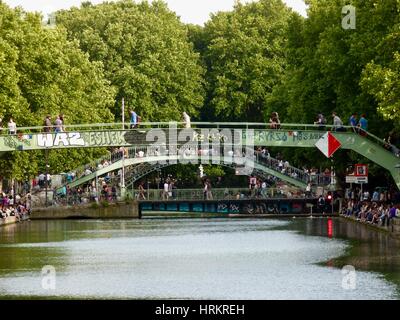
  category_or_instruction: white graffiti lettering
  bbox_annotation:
[37,132,85,148]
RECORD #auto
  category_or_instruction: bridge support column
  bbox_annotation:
[391,167,400,191]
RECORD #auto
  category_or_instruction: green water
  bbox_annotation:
[0,217,399,299]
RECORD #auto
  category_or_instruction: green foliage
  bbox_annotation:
[100,200,109,208]
[199,0,292,122]
[90,202,100,209]
[0,2,115,179]
[57,0,205,121]
[203,165,225,180]
[265,0,400,186]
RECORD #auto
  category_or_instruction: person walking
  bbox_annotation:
[314,114,326,130]
[332,112,344,131]
[163,180,169,200]
[8,118,16,135]
[54,115,63,133]
[358,114,368,136]
[349,113,358,132]
[206,180,213,200]
[59,114,66,132]
[129,109,138,129]
[269,112,281,129]
[183,112,191,129]
[43,115,52,133]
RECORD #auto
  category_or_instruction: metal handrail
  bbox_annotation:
[1,121,395,152]
[60,144,333,190]
[128,187,309,201]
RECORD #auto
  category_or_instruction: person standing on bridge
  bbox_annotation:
[183,112,191,129]
[129,109,138,129]
[8,118,16,135]
[269,112,280,129]
[332,112,344,132]
[59,114,66,132]
[314,113,326,130]
[358,114,368,136]
[349,113,358,132]
[43,115,52,133]
[206,179,213,200]
[54,115,63,133]
[163,180,170,200]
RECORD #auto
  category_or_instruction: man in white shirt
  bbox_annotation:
[183,112,191,128]
[8,118,16,135]
[163,181,169,200]
[332,112,344,131]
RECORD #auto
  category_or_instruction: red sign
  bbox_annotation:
[355,164,368,177]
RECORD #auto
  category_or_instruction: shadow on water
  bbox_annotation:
[276,217,400,296]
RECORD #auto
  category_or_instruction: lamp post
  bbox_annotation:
[121,98,126,199]
[45,148,49,207]
[396,164,400,191]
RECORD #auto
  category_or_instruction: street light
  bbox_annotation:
[121,97,126,199]
[44,149,49,207]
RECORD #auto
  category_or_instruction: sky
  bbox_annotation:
[3,0,308,25]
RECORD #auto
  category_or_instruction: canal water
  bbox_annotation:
[0,217,399,299]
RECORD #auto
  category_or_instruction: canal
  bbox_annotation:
[0,217,399,299]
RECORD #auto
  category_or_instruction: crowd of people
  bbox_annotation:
[0,193,31,223]
[339,186,400,226]
[341,199,399,226]
[254,147,334,185]
[55,182,119,206]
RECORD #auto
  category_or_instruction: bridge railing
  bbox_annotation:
[1,121,396,154]
[60,143,334,189]
[50,187,310,207]
[128,187,309,202]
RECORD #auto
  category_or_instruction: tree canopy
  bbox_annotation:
[56,0,205,121]
[0,2,115,179]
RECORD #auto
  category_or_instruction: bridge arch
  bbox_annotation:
[61,150,313,192]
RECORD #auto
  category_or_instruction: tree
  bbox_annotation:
[200,0,292,121]
[0,3,115,180]
[57,0,205,122]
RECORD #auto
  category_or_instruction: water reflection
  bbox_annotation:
[0,218,398,299]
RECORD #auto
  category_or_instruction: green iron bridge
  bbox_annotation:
[1,122,399,189]
[57,145,315,191]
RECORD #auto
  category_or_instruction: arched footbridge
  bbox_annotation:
[57,145,318,191]
[0,122,398,189]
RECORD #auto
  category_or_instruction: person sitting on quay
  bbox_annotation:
[341,198,398,227]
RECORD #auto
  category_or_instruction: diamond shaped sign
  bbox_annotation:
[315,132,342,158]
